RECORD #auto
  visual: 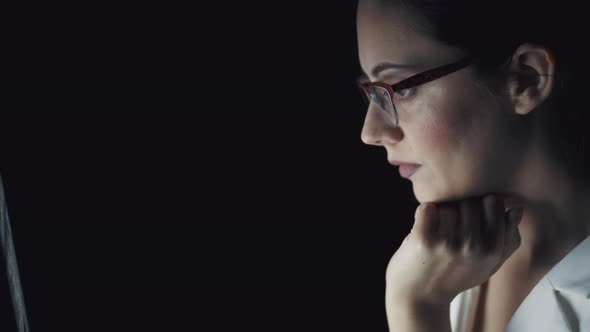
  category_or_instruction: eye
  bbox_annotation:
[393,87,417,103]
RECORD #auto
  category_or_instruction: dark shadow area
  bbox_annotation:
[3,1,418,330]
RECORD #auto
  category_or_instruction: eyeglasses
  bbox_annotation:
[357,56,477,127]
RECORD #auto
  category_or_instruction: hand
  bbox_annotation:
[385,194,525,306]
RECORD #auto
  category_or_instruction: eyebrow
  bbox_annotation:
[360,62,420,80]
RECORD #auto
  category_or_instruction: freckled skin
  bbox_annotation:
[357,0,527,203]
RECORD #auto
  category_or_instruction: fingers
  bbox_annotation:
[488,207,524,275]
[415,194,512,255]
[438,201,461,251]
[460,197,481,253]
[412,203,439,247]
[482,194,506,253]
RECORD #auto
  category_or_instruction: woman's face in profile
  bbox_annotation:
[357,0,523,203]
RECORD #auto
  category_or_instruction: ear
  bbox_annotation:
[505,43,556,115]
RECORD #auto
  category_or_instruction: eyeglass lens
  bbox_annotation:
[365,86,398,126]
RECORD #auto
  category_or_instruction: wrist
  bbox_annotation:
[386,287,452,309]
[385,297,451,332]
[387,297,451,316]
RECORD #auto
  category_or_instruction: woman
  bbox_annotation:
[355,0,590,331]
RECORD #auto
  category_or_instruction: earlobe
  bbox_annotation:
[506,43,556,115]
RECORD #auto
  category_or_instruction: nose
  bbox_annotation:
[360,101,403,146]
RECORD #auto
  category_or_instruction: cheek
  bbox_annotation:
[412,107,465,159]
[411,87,504,194]
[410,82,475,157]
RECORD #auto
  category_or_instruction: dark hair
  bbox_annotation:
[380,0,589,184]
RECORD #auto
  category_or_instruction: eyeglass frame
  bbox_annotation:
[357,56,478,127]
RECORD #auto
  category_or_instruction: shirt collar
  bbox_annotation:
[546,234,590,298]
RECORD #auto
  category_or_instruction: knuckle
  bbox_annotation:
[464,239,487,257]
[450,243,464,255]
[478,239,496,255]
[483,194,496,209]
[460,244,474,257]
[415,203,429,218]
[464,238,477,253]
[447,236,463,253]
[439,203,458,218]
[415,233,435,252]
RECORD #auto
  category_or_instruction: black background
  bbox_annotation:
[3,1,419,330]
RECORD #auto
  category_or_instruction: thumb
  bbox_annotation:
[505,207,524,251]
[490,207,523,275]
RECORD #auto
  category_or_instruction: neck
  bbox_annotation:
[503,131,590,275]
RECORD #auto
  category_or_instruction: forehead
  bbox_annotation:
[356,0,455,76]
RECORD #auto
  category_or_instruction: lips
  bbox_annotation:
[398,164,421,178]
[388,160,422,178]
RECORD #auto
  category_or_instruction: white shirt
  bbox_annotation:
[450,234,590,332]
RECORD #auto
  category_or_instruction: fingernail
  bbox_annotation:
[509,207,525,226]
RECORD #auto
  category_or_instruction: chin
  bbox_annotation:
[412,182,461,205]
[411,184,431,204]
